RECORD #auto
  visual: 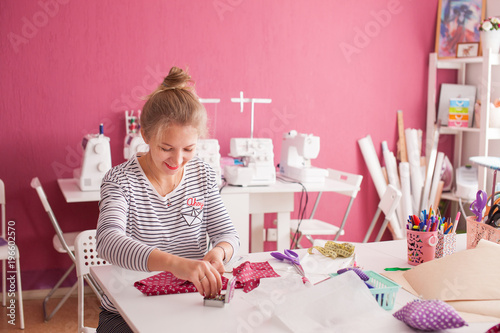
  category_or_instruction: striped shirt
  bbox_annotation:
[96,154,239,312]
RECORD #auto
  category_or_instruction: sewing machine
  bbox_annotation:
[123,110,149,160]
[124,134,149,160]
[279,130,328,183]
[196,139,222,186]
[73,124,112,191]
[224,138,276,187]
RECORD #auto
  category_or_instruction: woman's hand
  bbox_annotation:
[173,257,222,298]
[147,249,222,297]
[203,247,225,274]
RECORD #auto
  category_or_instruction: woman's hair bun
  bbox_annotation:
[161,66,193,91]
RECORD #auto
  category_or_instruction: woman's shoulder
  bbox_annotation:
[103,156,142,184]
[186,157,217,184]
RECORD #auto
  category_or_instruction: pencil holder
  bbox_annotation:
[407,229,438,266]
[435,232,456,258]
[466,216,500,249]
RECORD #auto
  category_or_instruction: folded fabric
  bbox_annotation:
[233,261,280,293]
[487,322,500,333]
[134,271,234,296]
[134,261,280,296]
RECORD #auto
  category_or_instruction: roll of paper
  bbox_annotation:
[428,152,445,210]
[382,141,403,228]
[358,135,403,240]
[399,162,413,223]
[420,124,440,212]
[358,135,387,199]
[433,181,445,209]
[405,129,423,214]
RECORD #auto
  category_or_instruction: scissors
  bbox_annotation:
[470,190,487,222]
[486,203,500,228]
[270,249,310,284]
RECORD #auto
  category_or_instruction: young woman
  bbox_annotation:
[96,67,239,332]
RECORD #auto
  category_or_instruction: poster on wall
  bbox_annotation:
[435,0,485,59]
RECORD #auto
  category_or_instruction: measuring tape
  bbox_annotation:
[307,241,355,259]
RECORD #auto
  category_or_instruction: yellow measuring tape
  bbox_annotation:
[307,241,355,259]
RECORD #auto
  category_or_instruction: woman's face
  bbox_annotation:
[147,123,198,176]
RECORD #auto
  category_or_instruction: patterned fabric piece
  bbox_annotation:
[486,323,500,333]
[134,271,233,296]
[435,232,456,258]
[393,299,467,331]
[233,261,280,293]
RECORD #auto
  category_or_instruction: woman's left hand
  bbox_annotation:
[203,248,225,274]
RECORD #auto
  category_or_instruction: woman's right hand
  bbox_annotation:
[171,256,223,298]
[147,249,222,298]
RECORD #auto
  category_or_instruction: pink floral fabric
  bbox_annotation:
[134,271,232,296]
[134,261,279,296]
[233,261,280,293]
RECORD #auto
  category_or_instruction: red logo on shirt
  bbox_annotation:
[186,197,204,210]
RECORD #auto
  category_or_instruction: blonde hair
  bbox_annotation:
[140,67,208,141]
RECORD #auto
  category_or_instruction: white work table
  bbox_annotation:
[58,175,359,254]
[90,234,494,332]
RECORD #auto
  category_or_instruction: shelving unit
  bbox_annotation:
[426,51,500,203]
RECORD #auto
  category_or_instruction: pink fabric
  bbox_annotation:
[487,323,500,333]
[134,261,280,296]
[233,261,280,293]
[134,271,233,296]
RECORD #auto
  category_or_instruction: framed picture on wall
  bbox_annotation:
[456,42,480,57]
[435,0,485,59]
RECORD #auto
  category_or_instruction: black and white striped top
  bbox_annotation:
[96,154,239,312]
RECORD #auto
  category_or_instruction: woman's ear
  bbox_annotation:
[141,128,149,144]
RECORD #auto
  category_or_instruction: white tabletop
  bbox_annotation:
[57,178,100,203]
[90,234,495,332]
[58,174,359,203]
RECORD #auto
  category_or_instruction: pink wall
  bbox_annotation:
[1,0,447,289]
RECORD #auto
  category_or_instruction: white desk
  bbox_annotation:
[58,176,360,254]
[90,235,494,332]
[57,178,100,203]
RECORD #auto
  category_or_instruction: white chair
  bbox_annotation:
[75,230,109,333]
[363,184,402,243]
[0,179,25,329]
[31,177,102,321]
[290,169,363,248]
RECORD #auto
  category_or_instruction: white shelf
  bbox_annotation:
[427,51,500,194]
[439,125,500,139]
[439,127,480,135]
[437,56,482,69]
[436,54,500,68]
[440,191,474,203]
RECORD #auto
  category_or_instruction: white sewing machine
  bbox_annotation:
[224,138,276,187]
[123,110,149,160]
[124,134,149,160]
[196,139,222,186]
[73,124,112,191]
[279,130,328,183]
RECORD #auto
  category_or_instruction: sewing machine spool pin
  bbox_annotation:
[226,92,275,186]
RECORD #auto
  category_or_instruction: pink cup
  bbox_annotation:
[407,229,438,265]
[466,215,500,249]
[435,232,456,258]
